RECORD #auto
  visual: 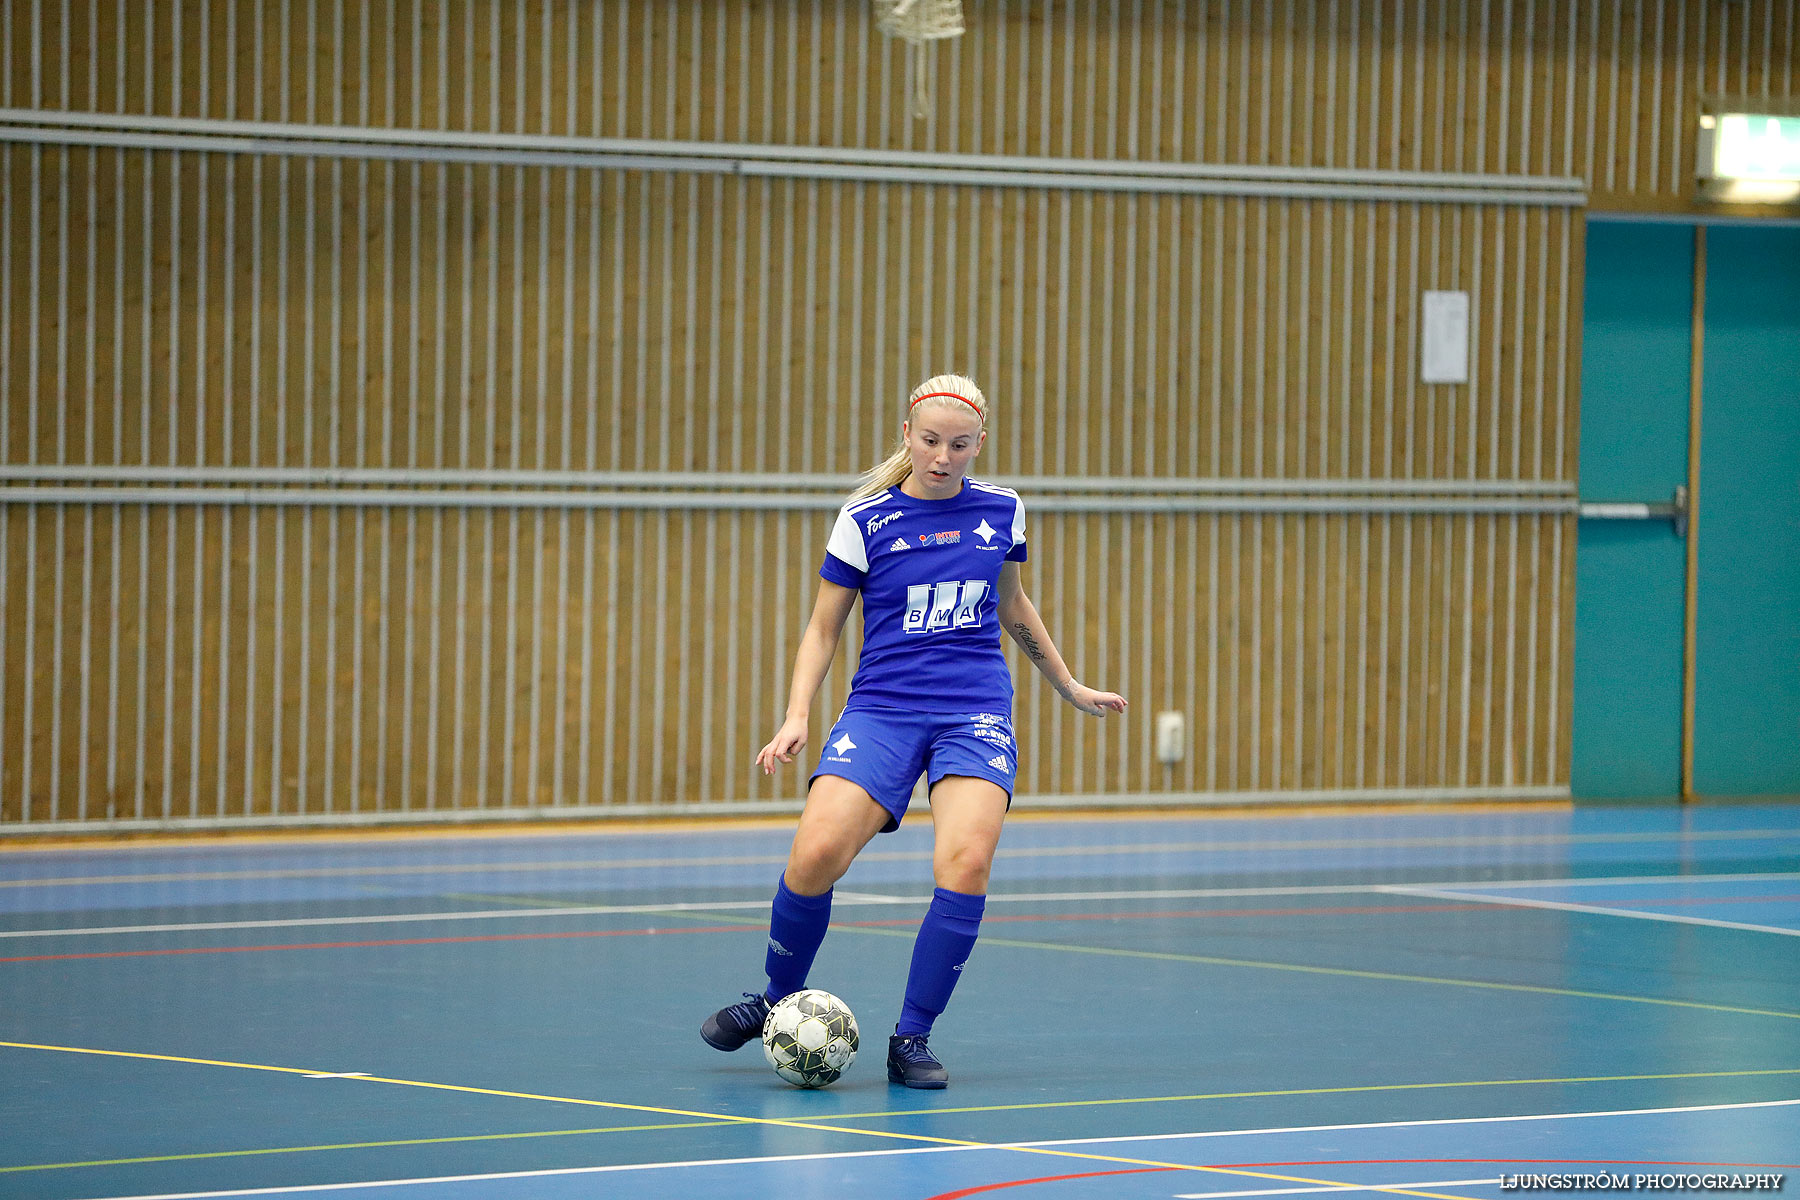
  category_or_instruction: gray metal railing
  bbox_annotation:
[0,107,1589,207]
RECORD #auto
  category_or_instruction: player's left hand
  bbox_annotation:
[1064,683,1127,718]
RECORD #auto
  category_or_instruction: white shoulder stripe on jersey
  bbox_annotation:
[968,480,1020,500]
[845,492,894,515]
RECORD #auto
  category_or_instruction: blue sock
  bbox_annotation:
[763,874,832,1002]
[897,887,986,1037]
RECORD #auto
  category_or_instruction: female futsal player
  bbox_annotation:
[700,373,1127,1088]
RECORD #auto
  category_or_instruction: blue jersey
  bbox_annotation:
[820,479,1028,714]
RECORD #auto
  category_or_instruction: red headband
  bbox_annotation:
[909,391,985,420]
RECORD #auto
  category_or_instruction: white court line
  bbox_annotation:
[1383,872,1800,890]
[79,1099,1800,1200]
[1381,885,1800,938]
[1005,1097,1800,1152]
[0,886,1370,939]
[6,831,1797,890]
[6,876,1799,941]
[1173,1179,1501,1199]
[75,1145,976,1200]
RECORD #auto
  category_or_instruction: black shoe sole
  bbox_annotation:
[887,1064,948,1089]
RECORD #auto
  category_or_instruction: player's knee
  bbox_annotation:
[933,841,995,893]
[786,828,853,894]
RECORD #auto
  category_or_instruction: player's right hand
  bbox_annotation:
[755,716,811,775]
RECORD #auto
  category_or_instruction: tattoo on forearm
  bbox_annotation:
[1011,622,1047,663]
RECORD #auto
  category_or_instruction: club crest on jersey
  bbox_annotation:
[866,510,904,535]
[918,530,961,546]
[974,518,998,544]
[826,732,857,764]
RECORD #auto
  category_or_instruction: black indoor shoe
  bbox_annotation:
[701,992,772,1051]
[887,1031,949,1089]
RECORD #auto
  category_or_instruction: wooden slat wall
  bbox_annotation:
[0,503,1573,821]
[1,1,1791,825]
[14,2,1788,198]
[12,3,1794,194]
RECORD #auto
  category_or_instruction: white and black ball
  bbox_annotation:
[761,989,859,1088]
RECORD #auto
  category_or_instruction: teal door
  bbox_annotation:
[1572,222,1691,800]
[1692,226,1800,798]
[1574,220,1800,802]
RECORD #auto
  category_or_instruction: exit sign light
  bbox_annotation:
[1705,114,1800,181]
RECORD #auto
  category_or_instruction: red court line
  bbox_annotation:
[922,1159,1800,1200]
[1222,1159,1800,1169]
[0,903,1486,964]
[924,1167,1176,1199]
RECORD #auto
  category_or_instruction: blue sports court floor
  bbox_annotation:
[2,802,1797,1200]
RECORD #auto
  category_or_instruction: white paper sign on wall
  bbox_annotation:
[1421,290,1470,384]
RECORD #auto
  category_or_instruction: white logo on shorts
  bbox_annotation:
[831,734,856,756]
[987,755,1008,771]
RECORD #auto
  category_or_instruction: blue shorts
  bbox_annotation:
[810,705,1017,832]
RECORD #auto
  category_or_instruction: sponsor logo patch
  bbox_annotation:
[866,510,904,535]
[889,537,909,552]
[987,755,1010,771]
[918,530,962,546]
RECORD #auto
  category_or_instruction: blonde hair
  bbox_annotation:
[847,374,989,502]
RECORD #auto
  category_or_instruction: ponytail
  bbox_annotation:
[847,373,989,503]
[848,442,916,504]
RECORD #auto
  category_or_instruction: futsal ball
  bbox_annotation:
[761,989,859,1089]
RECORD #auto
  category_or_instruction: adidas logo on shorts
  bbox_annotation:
[890,537,909,552]
[987,755,1008,771]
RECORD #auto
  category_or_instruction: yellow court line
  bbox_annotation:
[0,1039,1479,1200]
[0,1121,735,1175]
[660,906,1800,1022]
[9,1066,1800,1175]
